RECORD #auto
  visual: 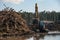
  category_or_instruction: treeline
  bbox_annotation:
[18,11,60,25]
[1,8,60,25]
[1,8,60,31]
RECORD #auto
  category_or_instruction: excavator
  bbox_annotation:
[31,3,48,33]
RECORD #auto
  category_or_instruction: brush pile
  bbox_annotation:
[0,10,30,35]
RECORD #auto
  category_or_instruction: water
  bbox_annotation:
[26,35,60,40]
[44,35,60,40]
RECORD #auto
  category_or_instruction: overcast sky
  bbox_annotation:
[0,0,60,12]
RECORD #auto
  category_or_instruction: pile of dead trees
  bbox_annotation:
[0,10,30,35]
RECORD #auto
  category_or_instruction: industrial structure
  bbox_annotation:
[35,3,38,18]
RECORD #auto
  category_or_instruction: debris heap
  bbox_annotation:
[0,10,30,35]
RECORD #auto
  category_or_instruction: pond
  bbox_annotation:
[26,31,60,40]
[44,35,60,40]
[26,35,60,40]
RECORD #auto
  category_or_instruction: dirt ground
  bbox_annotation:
[0,36,28,40]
